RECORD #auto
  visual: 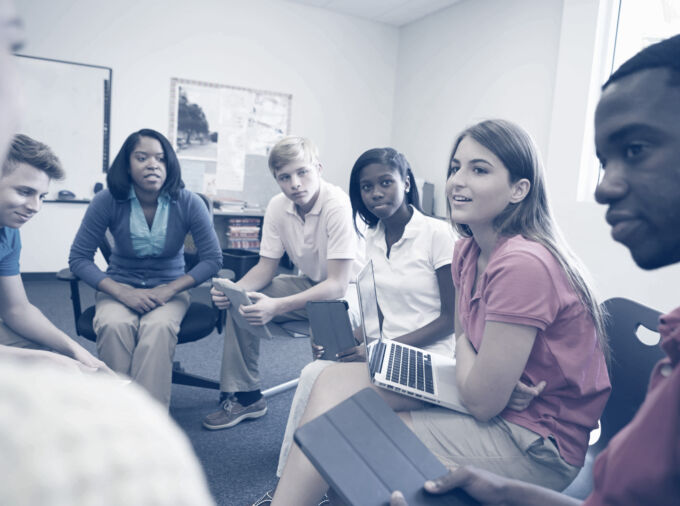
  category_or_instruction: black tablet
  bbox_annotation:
[306,300,358,361]
[294,388,479,506]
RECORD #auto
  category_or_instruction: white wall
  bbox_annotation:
[392,0,564,216]
[16,0,399,271]
[16,0,680,313]
[391,0,680,312]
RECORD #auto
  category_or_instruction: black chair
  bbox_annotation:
[58,194,229,390]
[563,297,664,497]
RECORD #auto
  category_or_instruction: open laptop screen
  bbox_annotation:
[356,260,384,376]
[356,260,381,343]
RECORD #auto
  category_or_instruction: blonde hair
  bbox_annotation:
[448,119,609,358]
[267,136,320,176]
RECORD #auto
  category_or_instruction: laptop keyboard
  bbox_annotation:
[386,344,434,394]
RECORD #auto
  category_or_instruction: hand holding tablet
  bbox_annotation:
[212,278,273,339]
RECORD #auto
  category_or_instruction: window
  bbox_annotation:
[577,0,680,201]
[612,0,680,69]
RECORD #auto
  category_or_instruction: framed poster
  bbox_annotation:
[169,77,291,207]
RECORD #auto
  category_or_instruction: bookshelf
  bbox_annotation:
[225,216,262,251]
[213,209,265,252]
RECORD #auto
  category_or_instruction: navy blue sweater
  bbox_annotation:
[69,189,222,289]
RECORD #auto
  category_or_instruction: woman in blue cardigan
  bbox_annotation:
[69,129,222,408]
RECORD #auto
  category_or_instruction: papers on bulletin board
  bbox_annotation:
[169,78,292,195]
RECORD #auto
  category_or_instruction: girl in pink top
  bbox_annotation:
[445,119,610,469]
[271,121,610,505]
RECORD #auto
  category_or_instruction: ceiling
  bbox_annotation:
[283,0,463,27]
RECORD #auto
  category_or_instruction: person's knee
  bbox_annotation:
[95,317,137,339]
[139,318,177,334]
[137,323,178,351]
[304,363,363,421]
[301,359,330,380]
[314,363,338,389]
[309,363,352,400]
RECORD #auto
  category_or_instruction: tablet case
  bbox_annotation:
[306,300,358,361]
[294,388,479,506]
[212,278,272,339]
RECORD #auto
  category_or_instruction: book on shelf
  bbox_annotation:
[214,198,246,212]
[221,215,263,251]
[228,225,260,237]
[226,238,260,250]
[227,217,261,225]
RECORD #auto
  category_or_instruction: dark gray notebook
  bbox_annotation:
[294,388,479,506]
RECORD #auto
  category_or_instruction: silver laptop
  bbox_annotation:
[356,261,468,412]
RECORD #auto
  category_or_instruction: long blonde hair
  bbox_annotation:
[448,119,609,358]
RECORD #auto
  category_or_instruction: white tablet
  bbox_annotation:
[212,278,273,339]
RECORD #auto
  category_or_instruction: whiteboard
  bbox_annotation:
[14,55,111,201]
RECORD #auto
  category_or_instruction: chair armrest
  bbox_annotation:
[217,268,235,281]
[57,267,77,281]
[56,268,84,328]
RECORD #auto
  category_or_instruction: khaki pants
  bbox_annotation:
[94,288,191,408]
[219,274,314,393]
[410,407,581,491]
[0,319,46,350]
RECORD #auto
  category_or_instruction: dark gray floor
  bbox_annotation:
[24,275,312,506]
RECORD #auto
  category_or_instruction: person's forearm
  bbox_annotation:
[395,313,454,349]
[503,479,582,506]
[163,274,196,296]
[455,341,506,421]
[2,305,79,357]
[236,262,277,292]
[97,277,131,299]
[454,333,495,418]
[0,343,47,359]
[273,277,346,315]
[454,333,476,386]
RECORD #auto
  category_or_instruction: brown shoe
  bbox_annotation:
[202,397,267,430]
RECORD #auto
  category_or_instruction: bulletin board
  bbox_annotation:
[168,77,292,209]
[14,54,112,201]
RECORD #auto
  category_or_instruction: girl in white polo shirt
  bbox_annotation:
[268,148,455,490]
[347,147,455,356]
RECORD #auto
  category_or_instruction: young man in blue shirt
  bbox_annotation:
[0,1,106,373]
[0,133,110,374]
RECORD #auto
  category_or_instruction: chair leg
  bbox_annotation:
[172,362,220,390]
[262,377,299,398]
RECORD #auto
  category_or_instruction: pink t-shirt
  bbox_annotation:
[583,306,680,505]
[452,235,610,467]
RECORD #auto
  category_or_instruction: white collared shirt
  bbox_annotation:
[260,180,359,282]
[365,207,455,356]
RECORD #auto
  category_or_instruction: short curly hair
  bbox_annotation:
[603,33,680,90]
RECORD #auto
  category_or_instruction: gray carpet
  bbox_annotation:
[24,275,313,506]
